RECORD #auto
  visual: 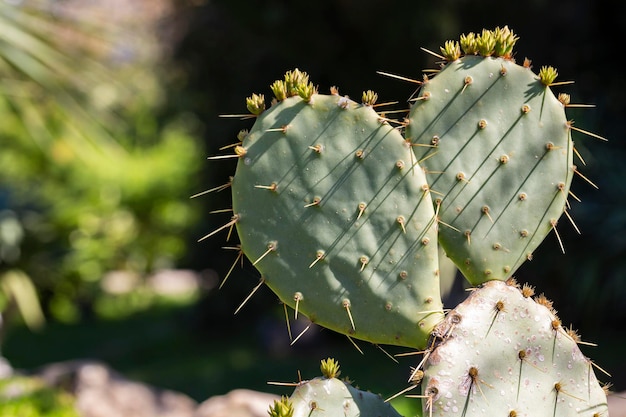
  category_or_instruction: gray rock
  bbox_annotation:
[38,360,197,417]
[194,389,279,417]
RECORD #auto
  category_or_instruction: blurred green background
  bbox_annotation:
[0,0,624,414]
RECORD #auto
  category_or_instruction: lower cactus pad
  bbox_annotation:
[420,280,608,417]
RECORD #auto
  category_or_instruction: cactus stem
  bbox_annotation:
[550,219,566,254]
[219,245,244,289]
[282,302,293,341]
[342,299,356,331]
[290,323,312,346]
[197,214,239,242]
[567,122,608,142]
[234,277,265,315]
[252,241,278,266]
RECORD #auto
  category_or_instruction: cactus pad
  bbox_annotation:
[407,38,574,285]
[420,280,608,417]
[231,76,444,348]
[284,359,403,417]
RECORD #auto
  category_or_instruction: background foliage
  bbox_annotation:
[1,0,624,412]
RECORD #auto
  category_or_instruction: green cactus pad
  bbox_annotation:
[407,54,573,285]
[420,280,608,417]
[288,373,403,417]
[231,88,444,349]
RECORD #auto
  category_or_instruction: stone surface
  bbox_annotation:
[194,389,279,417]
[38,360,197,417]
[29,359,625,417]
[609,392,626,417]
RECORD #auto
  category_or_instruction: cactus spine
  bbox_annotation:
[204,27,609,417]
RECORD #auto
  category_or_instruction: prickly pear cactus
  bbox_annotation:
[419,280,608,417]
[407,27,574,285]
[227,70,444,348]
[269,358,404,417]
[204,26,609,417]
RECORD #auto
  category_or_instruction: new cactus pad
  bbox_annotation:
[420,280,608,417]
[407,28,574,285]
[270,358,403,417]
[230,71,444,349]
